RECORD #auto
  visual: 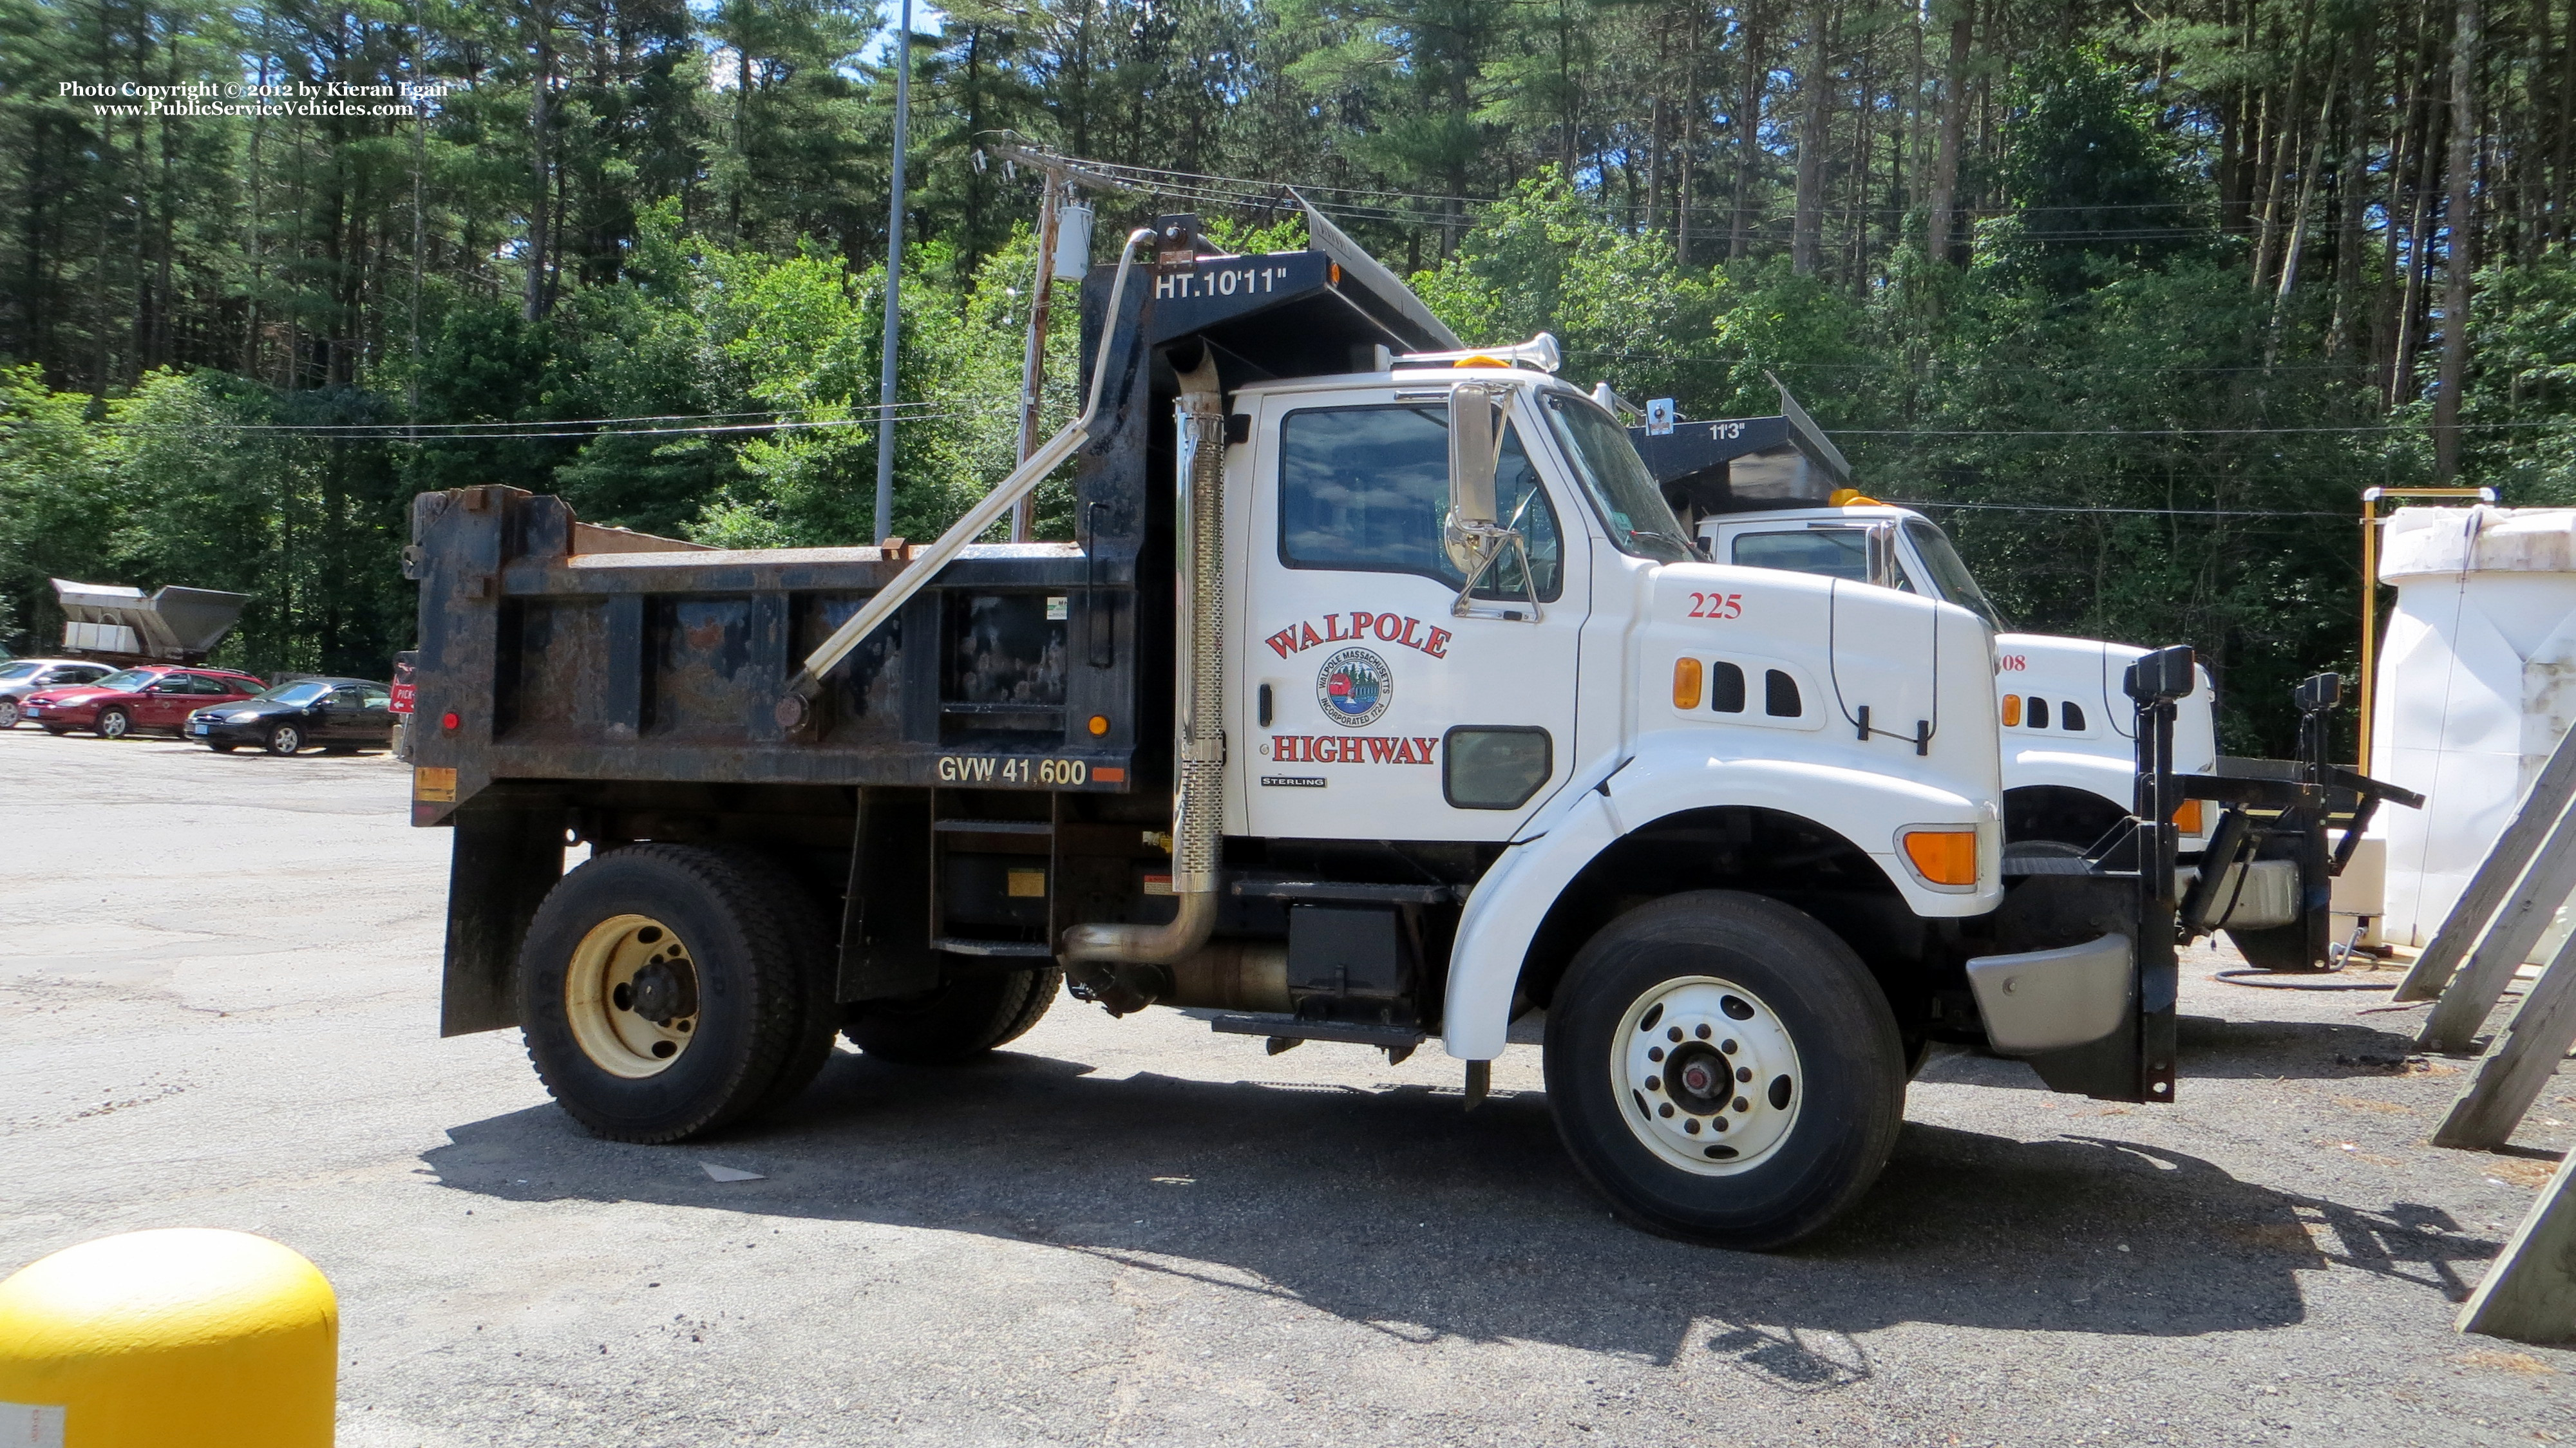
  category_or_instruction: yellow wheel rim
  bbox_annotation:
[564,914,701,1078]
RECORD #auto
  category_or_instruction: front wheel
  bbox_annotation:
[1544,890,1906,1250]
[265,723,303,755]
[96,708,131,740]
[0,699,19,729]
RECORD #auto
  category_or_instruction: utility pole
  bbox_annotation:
[871,0,912,547]
[1010,174,1061,541]
[2434,0,2482,482]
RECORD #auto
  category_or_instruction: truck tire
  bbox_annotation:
[736,861,843,1119]
[517,843,829,1142]
[1544,890,1906,1250]
[842,966,1063,1066]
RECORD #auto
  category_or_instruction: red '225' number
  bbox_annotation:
[1687,592,1743,620]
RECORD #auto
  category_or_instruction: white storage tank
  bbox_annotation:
[2371,506,2576,947]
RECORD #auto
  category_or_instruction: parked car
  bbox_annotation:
[20,665,266,738]
[0,659,122,728]
[189,677,396,755]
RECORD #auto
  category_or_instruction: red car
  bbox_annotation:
[20,665,267,740]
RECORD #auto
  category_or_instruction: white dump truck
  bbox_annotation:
[1629,391,2401,972]
[408,207,2329,1250]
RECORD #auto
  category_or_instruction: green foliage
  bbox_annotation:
[1985,51,2204,292]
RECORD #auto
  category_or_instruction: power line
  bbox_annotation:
[104,402,1035,444]
[1826,420,2557,436]
[1895,499,2351,518]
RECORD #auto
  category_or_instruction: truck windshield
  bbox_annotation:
[1903,520,2011,632]
[1542,395,1696,563]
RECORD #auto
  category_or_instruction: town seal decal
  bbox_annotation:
[1316,647,1392,728]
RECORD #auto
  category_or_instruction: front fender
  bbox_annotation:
[1440,742,2001,1060]
[2007,748,2134,808]
[2007,748,2211,851]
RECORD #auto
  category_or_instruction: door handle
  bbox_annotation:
[1257,683,1273,728]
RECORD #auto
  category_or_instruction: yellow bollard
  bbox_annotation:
[0,1228,336,1447]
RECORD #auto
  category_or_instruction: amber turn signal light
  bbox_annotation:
[1901,829,1979,887]
[1088,714,1110,737]
[2000,693,2022,728]
[1672,658,1704,711]
[2170,798,2204,835]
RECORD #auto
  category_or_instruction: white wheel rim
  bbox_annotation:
[275,727,298,751]
[564,913,700,1078]
[1611,975,1804,1176]
[0,700,17,726]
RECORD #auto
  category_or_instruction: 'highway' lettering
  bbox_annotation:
[1269,735,1437,764]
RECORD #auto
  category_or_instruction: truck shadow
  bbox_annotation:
[422,1049,2494,1377]
[1915,1014,2445,1091]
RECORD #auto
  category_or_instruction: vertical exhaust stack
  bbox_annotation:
[1060,349,1228,989]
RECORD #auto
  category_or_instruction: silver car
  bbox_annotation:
[0,659,120,729]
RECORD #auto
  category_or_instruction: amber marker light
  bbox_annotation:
[1088,714,1110,737]
[1901,829,1979,887]
[1672,658,1704,711]
[2000,694,2022,728]
[2171,798,2204,835]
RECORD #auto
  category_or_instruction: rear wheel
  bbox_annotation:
[1544,890,1906,1250]
[265,723,303,755]
[518,843,832,1142]
[96,708,131,740]
[0,699,19,729]
[842,967,1062,1065]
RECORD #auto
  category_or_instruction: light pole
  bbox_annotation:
[871,0,911,547]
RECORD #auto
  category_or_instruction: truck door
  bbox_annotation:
[1235,386,1586,842]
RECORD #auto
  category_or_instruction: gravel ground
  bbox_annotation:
[4,723,2575,1446]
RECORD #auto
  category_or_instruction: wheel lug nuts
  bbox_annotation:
[1647,1046,1665,1062]
[1644,1075,1662,1091]
[1695,1024,1711,1040]
[1736,1066,1752,1082]
[1721,1039,1738,1054]
[1732,1096,1750,1113]
[1658,1103,1674,1118]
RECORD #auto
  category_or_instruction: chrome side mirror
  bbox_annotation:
[1865,521,1900,590]
[1444,383,1506,573]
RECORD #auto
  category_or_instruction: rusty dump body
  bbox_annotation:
[406,213,1459,1039]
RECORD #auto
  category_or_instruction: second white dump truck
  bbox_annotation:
[1627,390,2398,972]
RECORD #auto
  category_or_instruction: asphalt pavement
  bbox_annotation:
[5,723,2575,1446]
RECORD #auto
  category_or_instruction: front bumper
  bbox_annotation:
[189,716,272,744]
[19,703,94,727]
